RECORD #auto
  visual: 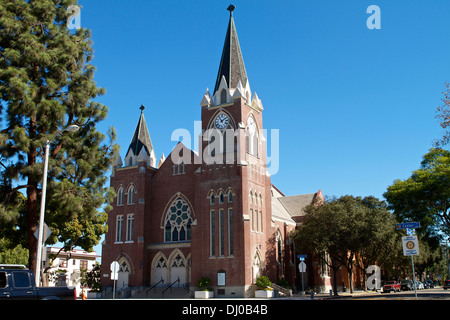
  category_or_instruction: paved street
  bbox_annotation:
[326,287,450,300]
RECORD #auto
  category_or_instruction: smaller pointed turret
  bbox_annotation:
[157,153,166,168]
[125,105,156,167]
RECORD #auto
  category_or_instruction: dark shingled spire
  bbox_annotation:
[126,105,154,158]
[213,5,248,95]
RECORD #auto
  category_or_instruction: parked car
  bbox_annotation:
[0,265,76,300]
[414,281,424,290]
[444,280,450,290]
[400,280,414,291]
[425,280,434,288]
[382,281,401,293]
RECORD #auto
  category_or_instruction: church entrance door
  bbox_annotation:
[153,255,168,286]
[117,271,129,289]
[169,253,186,287]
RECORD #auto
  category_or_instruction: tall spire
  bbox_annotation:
[213,4,248,95]
[125,105,156,167]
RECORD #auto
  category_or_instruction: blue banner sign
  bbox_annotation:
[396,222,420,230]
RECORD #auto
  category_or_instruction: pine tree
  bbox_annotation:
[0,0,119,272]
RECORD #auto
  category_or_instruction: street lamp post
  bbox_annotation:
[445,238,450,279]
[35,125,79,287]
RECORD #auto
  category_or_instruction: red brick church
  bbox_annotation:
[100,6,327,297]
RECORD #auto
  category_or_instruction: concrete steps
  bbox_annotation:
[134,286,192,299]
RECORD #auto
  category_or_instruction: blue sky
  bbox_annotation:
[78,0,450,203]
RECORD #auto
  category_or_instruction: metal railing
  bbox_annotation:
[162,277,180,298]
[146,279,165,297]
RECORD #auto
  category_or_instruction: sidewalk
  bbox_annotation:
[289,289,381,300]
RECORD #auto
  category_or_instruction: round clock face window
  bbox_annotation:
[215,114,229,129]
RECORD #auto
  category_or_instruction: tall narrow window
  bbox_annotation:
[259,211,263,233]
[165,220,171,242]
[250,209,254,231]
[228,190,233,203]
[246,116,259,157]
[228,208,233,256]
[127,185,135,205]
[187,220,192,240]
[221,89,227,104]
[117,187,124,206]
[116,215,123,242]
[210,193,215,205]
[210,210,215,257]
[219,209,225,256]
[255,208,259,232]
[126,214,134,242]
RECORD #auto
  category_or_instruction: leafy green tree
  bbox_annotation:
[352,196,398,287]
[294,195,397,294]
[384,148,450,240]
[0,238,29,265]
[0,0,118,273]
[0,179,28,252]
[434,82,450,147]
[81,262,102,292]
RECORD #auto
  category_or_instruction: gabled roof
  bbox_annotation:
[126,105,154,158]
[213,5,248,95]
[271,184,324,222]
[278,190,324,218]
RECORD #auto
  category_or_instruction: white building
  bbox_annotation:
[43,247,99,294]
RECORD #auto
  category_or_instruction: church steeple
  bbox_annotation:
[213,4,248,95]
[125,105,156,167]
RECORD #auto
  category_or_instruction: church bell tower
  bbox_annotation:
[192,5,272,296]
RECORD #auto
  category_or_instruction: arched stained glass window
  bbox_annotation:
[164,197,193,242]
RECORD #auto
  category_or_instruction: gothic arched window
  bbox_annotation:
[228,190,233,203]
[117,186,124,206]
[127,185,135,205]
[220,89,227,104]
[164,197,193,242]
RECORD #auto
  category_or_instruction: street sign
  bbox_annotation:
[297,254,307,261]
[110,261,120,280]
[298,261,306,273]
[402,236,419,256]
[396,222,420,230]
[110,261,120,300]
[34,223,52,243]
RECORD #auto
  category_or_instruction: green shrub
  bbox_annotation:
[256,275,272,290]
[197,277,212,291]
[277,277,290,289]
